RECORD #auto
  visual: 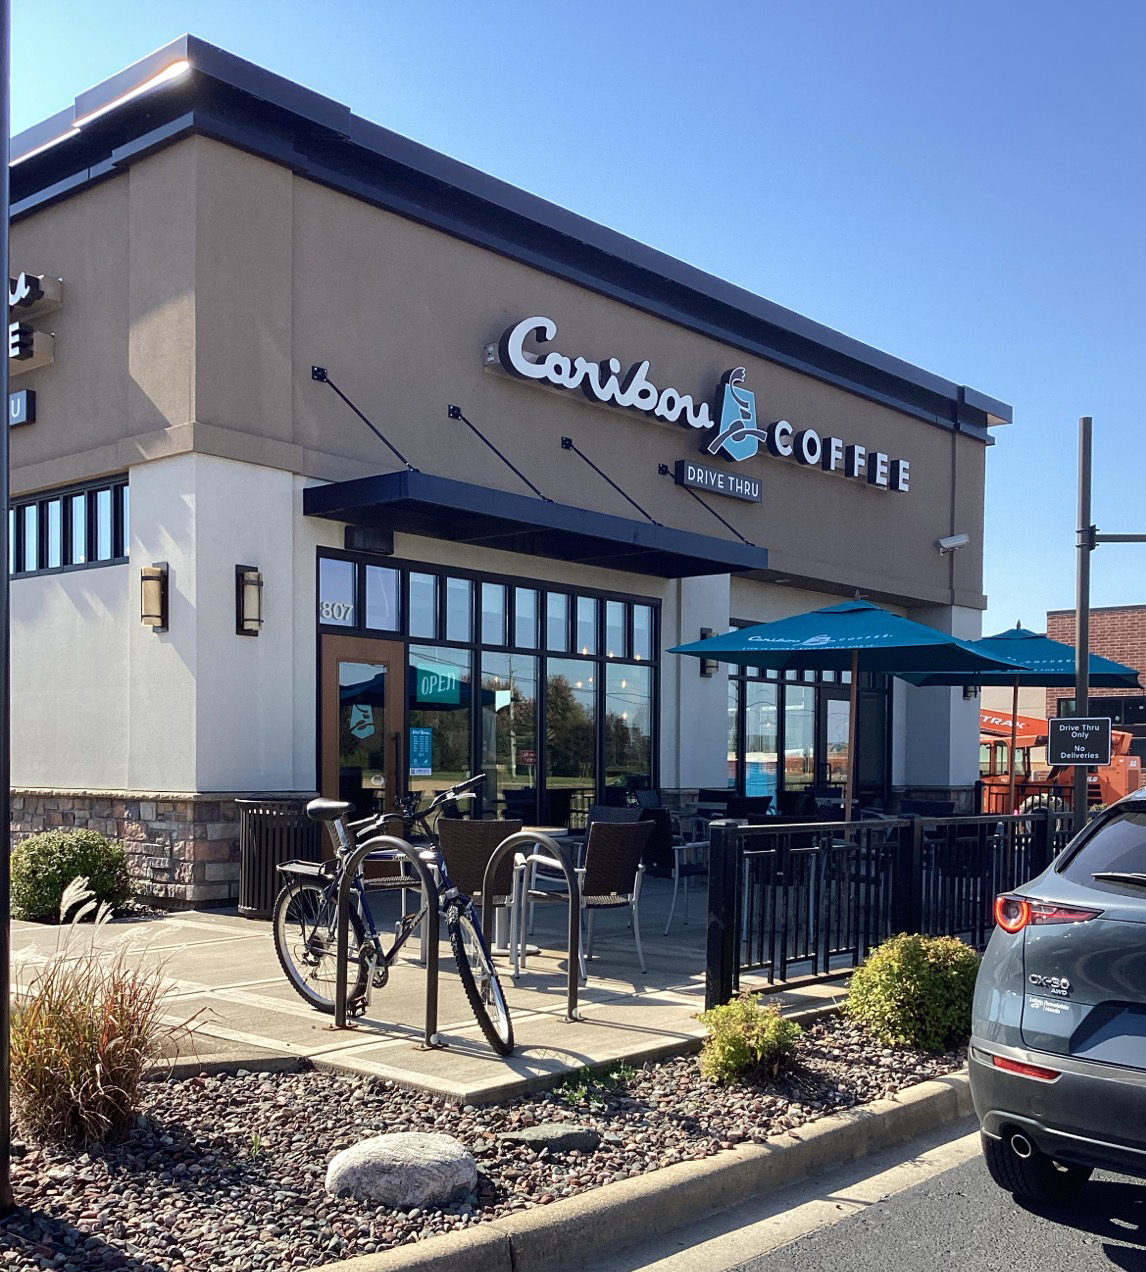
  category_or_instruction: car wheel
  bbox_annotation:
[981,1132,1093,1204]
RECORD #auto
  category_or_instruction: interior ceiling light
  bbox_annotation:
[72,59,192,129]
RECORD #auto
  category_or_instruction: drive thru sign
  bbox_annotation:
[1048,717,1113,767]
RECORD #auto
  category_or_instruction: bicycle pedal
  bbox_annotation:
[348,996,368,1019]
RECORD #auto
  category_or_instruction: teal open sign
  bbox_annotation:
[416,665,461,705]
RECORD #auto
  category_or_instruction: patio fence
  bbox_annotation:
[705,809,1075,1009]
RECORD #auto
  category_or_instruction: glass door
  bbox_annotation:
[321,635,405,814]
[819,687,851,793]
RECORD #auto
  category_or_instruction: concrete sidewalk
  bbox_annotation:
[10,875,844,1103]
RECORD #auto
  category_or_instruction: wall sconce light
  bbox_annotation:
[140,562,169,633]
[699,626,720,678]
[236,565,264,636]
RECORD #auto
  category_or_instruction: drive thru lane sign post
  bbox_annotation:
[1049,716,1113,767]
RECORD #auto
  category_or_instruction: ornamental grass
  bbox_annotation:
[10,879,176,1147]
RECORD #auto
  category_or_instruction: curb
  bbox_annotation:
[317,1069,973,1272]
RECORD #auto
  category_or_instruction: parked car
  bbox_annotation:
[970,787,1146,1202]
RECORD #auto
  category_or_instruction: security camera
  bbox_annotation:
[937,533,970,554]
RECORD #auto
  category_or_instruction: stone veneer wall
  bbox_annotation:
[11,789,315,908]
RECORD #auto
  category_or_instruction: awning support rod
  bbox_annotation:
[657,463,755,546]
[561,436,659,525]
[311,366,419,472]
[448,404,550,501]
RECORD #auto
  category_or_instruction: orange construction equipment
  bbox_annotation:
[979,709,1142,814]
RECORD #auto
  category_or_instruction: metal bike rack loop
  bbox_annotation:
[481,831,581,1022]
[334,834,442,1044]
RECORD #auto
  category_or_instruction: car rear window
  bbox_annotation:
[1059,810,1146,896]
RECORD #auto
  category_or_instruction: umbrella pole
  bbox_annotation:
[1008,677,1019,813]
[845,650,859,819]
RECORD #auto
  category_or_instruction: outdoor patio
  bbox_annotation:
[10,874,837,1105]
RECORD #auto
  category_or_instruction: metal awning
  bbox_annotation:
[303,471,767,578]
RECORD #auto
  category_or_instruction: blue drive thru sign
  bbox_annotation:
[1048,717,1112,767]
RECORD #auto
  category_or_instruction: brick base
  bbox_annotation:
[10,789,315,908]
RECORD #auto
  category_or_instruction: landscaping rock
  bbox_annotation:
[324,1132,476,1207]
[497,1122,601,1153]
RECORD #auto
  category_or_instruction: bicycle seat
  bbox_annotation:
[306,798,353,822]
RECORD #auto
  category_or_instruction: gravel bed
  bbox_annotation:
[1,1016,964,1271]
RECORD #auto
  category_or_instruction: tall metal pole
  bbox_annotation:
[1074,417,1093,836]
[0,0,13,1216]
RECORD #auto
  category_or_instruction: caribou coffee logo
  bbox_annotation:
[496,315,912,492]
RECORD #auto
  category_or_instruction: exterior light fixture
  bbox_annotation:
[236,565,264,636]
[140,563,169,633]
[699,627,719,678]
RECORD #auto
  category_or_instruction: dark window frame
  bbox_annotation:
[10,476,129,578]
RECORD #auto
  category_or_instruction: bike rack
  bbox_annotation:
[481,831,581,1022]
[333,834,443,1044]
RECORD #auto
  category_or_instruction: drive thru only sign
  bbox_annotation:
[1048,717,1113,767]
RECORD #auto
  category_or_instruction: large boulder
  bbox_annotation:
[325,1131,477,1208]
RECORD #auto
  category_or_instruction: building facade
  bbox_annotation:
[7,38,1011,904]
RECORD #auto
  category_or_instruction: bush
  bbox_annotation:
[846,932,980,1052]
[11,880,174,1146]
[697,992,802,1084]
[11,828,131,922]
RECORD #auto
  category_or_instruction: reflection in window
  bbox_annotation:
[408,644,472,798]
[95,488,113,561]
[10,480,129,577]
[546,657,595,794]
[337,660,390,811]
[122,486,130,556]
[318,557,356,626]
[546,592,569,652]
[46,500,62,570]
[445,577,472,642]
[70,494,86,565]
[633,605,653,661]
[605,600,626,658]
[576,596,597,655]
[605,664,652,792]
[409,572,438,639]
[784,686,815,791]
[365,565,400,630]
[514,588,538,648]
[482,581,506,646]
[727,678,739,790]
[745,681,779,798]
[481,652,538,818]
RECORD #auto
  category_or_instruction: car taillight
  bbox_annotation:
[993,895,1101,932]
[991,1054,1061,1082]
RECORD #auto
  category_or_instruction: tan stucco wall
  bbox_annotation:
[11,134,989,610]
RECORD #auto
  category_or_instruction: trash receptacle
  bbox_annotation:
[237,799,324,919]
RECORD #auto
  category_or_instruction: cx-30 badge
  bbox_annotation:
[1029,973,1072,996]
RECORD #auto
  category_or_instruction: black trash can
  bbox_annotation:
[236,798,324,919]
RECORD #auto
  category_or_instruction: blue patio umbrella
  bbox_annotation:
[902,624,1141,810]
[670,600,1021,815]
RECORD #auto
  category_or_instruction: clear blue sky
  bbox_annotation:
[12,0,1145,635]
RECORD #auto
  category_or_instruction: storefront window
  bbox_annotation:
[409,572,438,639]
[445,577,472,642]
[576,596,597,655]
[784,686,815,791]
[481,653,538,818]
[95,488,113,561]
[482,582,507,645]
[515,588,538,648]
[546,592,569,652]
[46,500,62,570]
[22,506,37,572]
[633,605,653,661]
[727,679,739,789]
[546,657,595,797]
[605,600,627,658]
[318,558,356,627]
[365,565,400,630]
[408,644,472,798]
[70,494,86,565]
[605,664,652,791]
[745,681,779,798]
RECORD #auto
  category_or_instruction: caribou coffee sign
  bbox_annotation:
[497,315,912,493]
[8,271,60,383]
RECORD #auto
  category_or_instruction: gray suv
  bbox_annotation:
[970,789,1146,1202]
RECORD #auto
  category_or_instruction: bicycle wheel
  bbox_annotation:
[272,879,369,1014]
[446,900,514,1055]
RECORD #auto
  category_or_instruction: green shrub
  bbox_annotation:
[11,828,131,922]
[11,880,175,1146]
[697,992,802,1084]
[846,932,980,1052]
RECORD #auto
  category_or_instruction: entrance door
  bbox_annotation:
[321,635,405,814]
[819,687,851,792]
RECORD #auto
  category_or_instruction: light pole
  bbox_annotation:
[1074,416,1146,836]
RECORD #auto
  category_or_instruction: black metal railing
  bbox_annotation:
[706,809,1075,1008]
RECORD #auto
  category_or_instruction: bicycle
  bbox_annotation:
[270,774,514,1055]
